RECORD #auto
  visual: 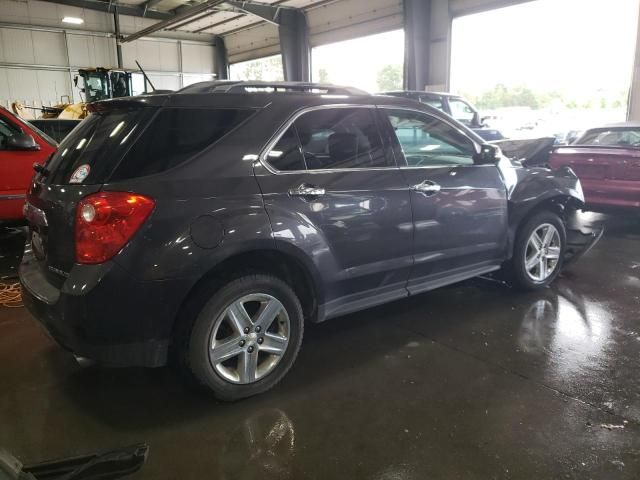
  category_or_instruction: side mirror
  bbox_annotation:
[472,111,482,127]
[7,133,40,151]
[474,144,501,165]
[74,75,79,87]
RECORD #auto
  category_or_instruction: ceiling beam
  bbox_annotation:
[121,0,228,42]
[48,0,173,20]
[224,1,285,25]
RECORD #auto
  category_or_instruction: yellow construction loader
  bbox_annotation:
[12,65,159,121]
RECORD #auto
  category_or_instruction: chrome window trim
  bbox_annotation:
[0,194,26,200]
[376,105,484,169]
[258,104,398,175]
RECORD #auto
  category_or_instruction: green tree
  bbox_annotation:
[318,68,330,83]
[376,64,403,91]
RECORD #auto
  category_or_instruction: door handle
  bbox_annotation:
[411,180,441,196]
[288,184,326,197]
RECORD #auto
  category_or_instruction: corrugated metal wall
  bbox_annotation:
[225,0,403,64]
[0,0,217,108]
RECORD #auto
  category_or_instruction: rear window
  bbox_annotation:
[576,128,640,147]
[46,109,154,184]
[46,107,254,184]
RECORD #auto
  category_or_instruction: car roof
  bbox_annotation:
[382,90,461,98]
[581,122,640,133]
[94,81,453,112]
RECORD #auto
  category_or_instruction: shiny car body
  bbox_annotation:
[0,106,57,224]
[549,123,640,210]
[20,82,588,372]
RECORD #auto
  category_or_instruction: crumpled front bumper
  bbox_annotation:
[563,215,604,265]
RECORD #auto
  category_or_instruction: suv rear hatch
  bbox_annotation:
[26,106,156,287]
[25,100,257,287]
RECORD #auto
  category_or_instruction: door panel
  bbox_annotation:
[401,165,507,291]
[256,170,413,308]
[0,117,43,220]
[380,107,508,294]
[254,106,413,319]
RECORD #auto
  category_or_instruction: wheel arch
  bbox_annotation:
[171,245,322,347]
[507,193,582,260]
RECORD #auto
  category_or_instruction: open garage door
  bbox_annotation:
[450,0,639,140]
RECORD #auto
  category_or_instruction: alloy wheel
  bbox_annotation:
[524,223,561,282]
[209,293,290,384]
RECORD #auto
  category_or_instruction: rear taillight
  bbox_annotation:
[75,192,155,264]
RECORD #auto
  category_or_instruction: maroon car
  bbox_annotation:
[549,123,640,211]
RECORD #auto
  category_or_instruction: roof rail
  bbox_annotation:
[181,81,367,96]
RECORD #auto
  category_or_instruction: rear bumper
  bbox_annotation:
[19,246,188,367]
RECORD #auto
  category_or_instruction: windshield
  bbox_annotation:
[576,128,640,147]
[7,110,57,147]
[83,72,110,103]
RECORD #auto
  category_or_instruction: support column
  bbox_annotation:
[278,9,311,82]
[114,6,123,68]
[214,36,229,80]
[404,0,431,91]
[628,5,640,120]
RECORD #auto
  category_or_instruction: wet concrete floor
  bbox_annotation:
[1,212,639,479]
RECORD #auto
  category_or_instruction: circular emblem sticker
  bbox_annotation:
[69,164,90,184]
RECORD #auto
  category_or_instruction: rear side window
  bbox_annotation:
[266,108,391,171]
[111,108,255,180]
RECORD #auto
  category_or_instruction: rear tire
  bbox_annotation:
[507,211,566,291]
[176,274,304,401]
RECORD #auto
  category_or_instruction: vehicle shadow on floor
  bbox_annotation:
[55,275,573,431]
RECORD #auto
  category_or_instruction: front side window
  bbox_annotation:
[266,108,391,171]
[448,98,476,125]
[385,110,476,167]
[267,125,306,171]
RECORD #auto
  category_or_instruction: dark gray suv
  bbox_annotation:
[20,82,595,400]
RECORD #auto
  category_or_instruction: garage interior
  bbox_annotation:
[1,0,640,478]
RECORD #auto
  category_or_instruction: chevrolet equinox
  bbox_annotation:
[20,81,595,400]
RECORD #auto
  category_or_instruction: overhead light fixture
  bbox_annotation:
[62,16,84,25]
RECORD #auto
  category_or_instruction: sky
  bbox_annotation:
[450,0,639,100]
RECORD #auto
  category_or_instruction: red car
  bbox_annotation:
[0,106,57,224]
[549,123,640,211]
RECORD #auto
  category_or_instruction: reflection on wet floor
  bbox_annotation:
[1,212,639,479]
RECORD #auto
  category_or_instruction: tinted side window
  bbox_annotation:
[112,108,255,180]
[385,110,476,167]
[266,125,306,171]
[294,108,391,170]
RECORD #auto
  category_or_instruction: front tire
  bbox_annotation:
[178,274,304,401]
[508,211,566,290]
